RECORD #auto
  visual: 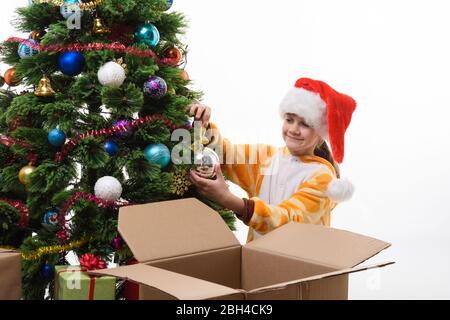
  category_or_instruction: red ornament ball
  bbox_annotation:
[4,68,19,86]
[164,46,182,64]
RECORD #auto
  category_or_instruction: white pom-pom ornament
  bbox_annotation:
[94,176,123,201]
[97,61,126,87]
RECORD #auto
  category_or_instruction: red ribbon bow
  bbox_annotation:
[79,254,106,271]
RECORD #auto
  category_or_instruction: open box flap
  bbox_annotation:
[245,223,391,269]
[0,248,16,253]
[89,264,243,300]
[248,261,395,294]
[118,198,240,263]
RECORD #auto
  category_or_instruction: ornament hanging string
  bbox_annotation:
[0,198,29,228]
[56,114,190,162]
[6,38,180,66]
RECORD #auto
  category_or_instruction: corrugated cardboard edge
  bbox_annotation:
[353,242,392,268]
[244,240,391,271]
[118,198,241,263]
[137,244,242,266]
[248,261,395,294]
[89,264,245,300]
[245,222,392,269]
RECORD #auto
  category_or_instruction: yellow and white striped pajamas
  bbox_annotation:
[207,123,338,243]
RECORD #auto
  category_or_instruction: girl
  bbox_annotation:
[189,77,357,243]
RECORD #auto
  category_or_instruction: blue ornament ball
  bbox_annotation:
[60,0,81,19]
[143,76,167,99]
[58,51,85,77]
[105,140,119,156]
[134,23,160,47]
[144,143,171,169]
[166,0,174,10]
[18,39,39,59]
[48,128,66,147]
[43,264,54,279]
[42,207,61,231]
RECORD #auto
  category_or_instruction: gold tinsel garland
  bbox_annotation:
[31,0,103,11]
[19,236,91,261]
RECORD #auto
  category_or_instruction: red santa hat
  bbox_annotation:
[279,77,357,164]
[279,77,357,202]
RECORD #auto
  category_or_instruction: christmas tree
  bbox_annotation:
[0,0,235,300]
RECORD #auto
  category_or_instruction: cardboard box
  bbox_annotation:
[0,248,22,300]
[55,265,116,300]
[90,198,394,300]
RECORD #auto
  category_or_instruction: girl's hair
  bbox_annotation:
[314,141,340,178]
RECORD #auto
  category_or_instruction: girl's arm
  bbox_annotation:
[206,122,276,198]
[187,103,276,197]
[191,162,337,233]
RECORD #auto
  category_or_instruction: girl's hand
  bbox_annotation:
[188,103,211,128]
[190,164,229,205]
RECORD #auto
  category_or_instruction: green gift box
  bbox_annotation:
[55,265,116,300]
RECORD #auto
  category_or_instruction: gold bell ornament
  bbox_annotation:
[93,16,110,34]
[29,30,46,41]
[35,75,55,97]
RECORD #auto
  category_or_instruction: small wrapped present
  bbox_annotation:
[0,248,22,300]
[55,265,116,300]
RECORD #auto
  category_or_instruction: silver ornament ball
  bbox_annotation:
[194,147,220,178]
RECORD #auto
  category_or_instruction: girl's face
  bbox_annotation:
[282,113,321,156]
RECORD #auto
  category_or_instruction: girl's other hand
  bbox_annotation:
[190,164,229,205]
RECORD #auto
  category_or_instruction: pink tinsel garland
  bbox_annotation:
[7,37,179,65]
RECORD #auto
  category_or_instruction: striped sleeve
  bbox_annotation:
[206,122,276,197]
[248,167,336,234]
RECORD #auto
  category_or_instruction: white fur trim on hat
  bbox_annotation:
[326,178,354,202]
[279,87,329,139]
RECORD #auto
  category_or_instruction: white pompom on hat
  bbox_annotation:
[326,177,355,203]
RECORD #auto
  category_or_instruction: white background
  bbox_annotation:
[2,0,450,299]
